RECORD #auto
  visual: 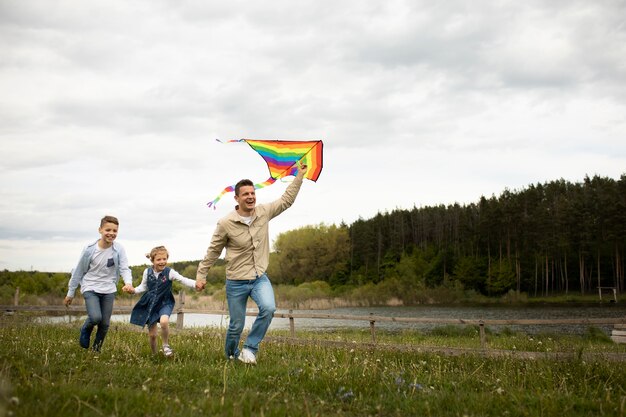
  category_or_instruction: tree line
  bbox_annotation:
[268,174,625,300]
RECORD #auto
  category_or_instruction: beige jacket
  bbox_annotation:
[196,176,303,282]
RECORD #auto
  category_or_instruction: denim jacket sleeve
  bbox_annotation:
[114,243,133,286]
[66,244,93,298]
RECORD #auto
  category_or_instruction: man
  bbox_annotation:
[196,164,307,364]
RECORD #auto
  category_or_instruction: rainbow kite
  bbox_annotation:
[207,139,323,209]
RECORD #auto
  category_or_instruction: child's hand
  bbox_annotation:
[122,284,135,294]
[64,296,73,306]
[195,280,206,292]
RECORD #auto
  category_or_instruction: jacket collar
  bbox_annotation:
[87,240,119,252]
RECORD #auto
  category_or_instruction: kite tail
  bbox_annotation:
[207,178,278,209]
[215,138,245,144]
[206,140,244,208]
[207,184,236,210]
[254,177,277,189]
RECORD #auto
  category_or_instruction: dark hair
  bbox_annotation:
[100,215,119,227]
[234,179,254,196]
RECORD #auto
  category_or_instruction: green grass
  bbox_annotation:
[274,325,626,354]
[1,319,626,417]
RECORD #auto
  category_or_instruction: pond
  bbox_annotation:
[45,303,626,335]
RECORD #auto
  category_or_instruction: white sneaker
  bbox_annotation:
[237,348,257,365]
[163,345,173,357]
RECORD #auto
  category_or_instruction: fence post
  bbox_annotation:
[177,291,185,329]
[14,287,19,306]
[479,320,486,349]
[289,309,295,338]
[369,312,376,343]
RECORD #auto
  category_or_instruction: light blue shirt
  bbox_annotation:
[66,240,133,297]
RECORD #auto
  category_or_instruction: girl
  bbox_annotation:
[64,215,134,352]
[129,246,195,357]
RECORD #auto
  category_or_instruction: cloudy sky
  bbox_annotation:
[1,0,625,272]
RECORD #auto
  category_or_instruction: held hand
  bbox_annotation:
[64,296,73,306]
[122,284,135,294]
[195,280,206,292]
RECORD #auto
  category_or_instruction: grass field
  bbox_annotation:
[1,318,625,417]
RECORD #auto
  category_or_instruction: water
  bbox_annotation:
[272,304,626,335]
[45,303,626,335]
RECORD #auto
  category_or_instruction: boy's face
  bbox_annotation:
[153,252,168,272]
[98,222,118,245]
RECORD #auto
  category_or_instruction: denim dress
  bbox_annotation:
[130,267,175,327]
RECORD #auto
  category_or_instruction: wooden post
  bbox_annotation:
[479,320,486,349]
[369,312,376,343]
[289,309,295,338]
[611,324,626,344]
[177,291,185,329]
[598,287,618,302]
[9,287,20,319]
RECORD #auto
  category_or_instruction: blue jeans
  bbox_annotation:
[81,291,116,351]
[225,274,276,358]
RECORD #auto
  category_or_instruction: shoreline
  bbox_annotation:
[18,293,622,311]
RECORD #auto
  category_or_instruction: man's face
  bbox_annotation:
[235,185,256,213]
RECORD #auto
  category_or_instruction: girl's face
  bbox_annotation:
[152,251,168,272]
[98,222,118,247]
